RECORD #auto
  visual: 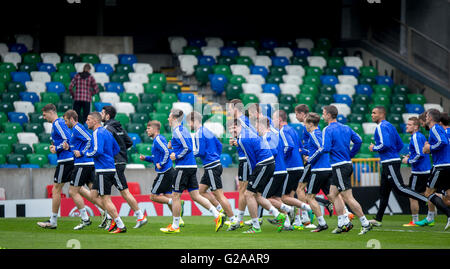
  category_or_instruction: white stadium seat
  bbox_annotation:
[25,81,46,95]
[282,75,302,85]
[15,34,33,51]
[285,65,305,77]
[178,54,198,76]
[100,92,120,104]
[205,37,224,48]
[126,164,146,169]
[204,121,225,138]
[274,47,293,58]
[17,132,39,147]
[330,103,351,117]
[338,75,358,86]
[201,46,221,59]
[114,102,135,116]
[172,102,193,116]
[44,122,52,134]
[242,83,263,95]
[289,113,300,123]
[307,56,327,69]
[123,82,144,95]
[295,38,314,50]
[128,72,149,84]
[244,75,265,85]
[230,64,250,76]
[280,83,300,96]
[168,36,187,55]
[238,47,257,58]
[13,101,35,115]
[423,103,443,112]
[258,93,278,104]
[133,63,153,74]
[2,52,21,67]
[92,72,110,86]
[362,122,378,135]
[30,71,51,83]
[0,43,8,57]
[253,55,272,69]
[335,84,356,97]
[75,62,95,73]
[99,53,119,67]
[343,56,363,69]
[402,113,419,124]
[41,52,61,66]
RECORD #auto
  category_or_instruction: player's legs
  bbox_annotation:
[199,184,221,209]
[51,182,64,215]
[115,164,145,221]
[374,164,393,223]
[212,188,235,220]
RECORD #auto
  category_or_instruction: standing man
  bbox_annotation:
[140,120,184,226]
[63,109,107,230]
[68,63,99,124]
[418,108,450,230]
[101,106,147,229]
[187,111,239,230]
[322,105,372,235]
[401,117,432,226]
[229,119,287,234]
[368,106,429,227]
[74,112,127,233]
[162,109,225,234]
[37,104,74,229]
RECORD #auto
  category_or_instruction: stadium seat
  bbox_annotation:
[100,92,120,104]
[360,66,378,77]
[19,92,40,104]
[0,143,12,156]
[18,63,37,73]
[225,84,243,100]
[355,85,373,96]
[8,112,28,125]
[130,113,149,125]
[104,82,124,94]
[110,72,130,83]
[333,94,352,106]
[0,102,15,113]
[30,71,51,83]
[2,122,23,134]
[92,72,110,85]
[300,84,319,96]
[198,55,215,67]
[302,76,320,87]
[115,102,135,116]
[179,55,198,76]
[271,56,289,67]
[17,132,39,147]
[2,92,20,103]
[133,63,153,75]
[3,52,21,67]
[244,74,265,85]
[7,153,27,166]
[118,54,137,66]
[136,103,154,114]
[280,84,300,96]
[220,153,232,168]
[177,93,195,106]
[282,75,302,85]
[169,36,187,54]
[27,153,48,168]
[285,65,305,77]
[353,94,371,105]
[94,102,111,112]
[120,92,139,106]
[40,92,60,104]
[262,84,281,96]
[341,66,360,77]
[407,94,426,105]
[123,82,144,95]
[11,71,31,84]
[307,56,326,69]
[94,63,114,75]
[423,103,443,112]
[242,83,263,95]
[405,104,424,114]
[343,56,363,69]
[172,102,193,116]
[347,113,365,124]
[305,66,323,77]
[330,103,351,117]
[362,122,378,135]
[231,64,251,77]
[337,75,358,86]
[335,84,355,96]
[41,52,61,66]
[45,82,65,94]
[373,84,392,95]
[320,75,339,86]
[375,75,394,87]
[195,65,214,85]
[37,63,57,74]
[202,46,220,59]
[327,57,345,69]
[351,104,369,115]
[34,143,51,155]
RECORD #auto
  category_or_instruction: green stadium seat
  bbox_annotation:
[0,133,18,146]
[80,54,100,64]
[347,113,365,124]
[372,94,390,106]
[2,122,23,134]
[235,56,254,67]
[2,92,20,103]
[392,94,408,105]
[154,102,173,114]
[27,153,48,167]
[0,154,5,165]
[359,66,378,77]
[279,94,296,105]
[62,53,80,63]
[302,75,321,87]
[358,76,376,85]
[0,112,7,125]
[323,66,341,76]
[7,153,27,166]
[327,57,345,69]
[290,56,308,66]
[311,48,329,59]
[0,72,12,83]
[0,62,17,73]
[319,84,336,95]
[207,113,226,125]
[139,93,159,104]
[359,143,374,156]
[373,85,392,95]
[407,94,426,105]
[13,144,33,155]
[296,93,315,108]
[60,93,72,104]
[331,48,347,57]
[23,123,44,135]
[182,46,202,56]
[136,143,152,155]
[369,103,388,112]
[148,73,167,86]
[305,66,323,77]
[347,123,364,136]
[316,38,332,50]
[150,112,169,126]
[126,123,145,134]
[300,84,319,96]
[217,56,236,66]
[317,94,333,105]
[130,113,149,125]
[213,65,232,79]
[115,64,133,74]
[229,75,246,86]
[222,144,236,156]
[0,144,12,156]
[165,84,181,94]
[143,82,163,96]
[226,84,243,100]
[120,92,139,105]
[57,103,72,112]
[130,153,148,165]
[56,63,76,73]
[0,102,14,113]
[0,82,5,94]
[51,72,72,84]
[7,82,26,93]
[38,133,52,144]
[22,53,42,64]
[390,104,406,114]
[136,103,154,114]
[18,63,37,73]
[40,92,60,104]
[353,94,371,105]
[115,113,130,127]
[240,93,259,106]
[393,84,409,95]
[160,93,178,104]
[34,102,50,113]
[110,72,129,83]
[314,103,327,113]
[140,132,153,144]
[269,66,286,76]
[265,74,283,84]
[387,113,403,124]
[278,103,293,114]
[362,134,375,144]
[194,65,213,85]
[33,143,51,155]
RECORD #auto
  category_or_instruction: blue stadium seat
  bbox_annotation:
[8,112,28,125]
[178,93,195,106]
[341,66,360,77]
[375,75,394,87]
[293,48,310,57]
[337,114,347,124]
[94,102,111,112]
[37,63,57,73]
[320,75,339,86]
[251,65,269,78]
[45,82,65,94]
[21,164,40,168]
[198,55,216,66]
[259,104,272,119]
[262,39,277,50]
[47,154,57,165]
[271,56,289,67]
[220,47,239,58]
[187,38,206,47]
[118,54,137,65]
[355,84,373,96]
[333,94,352,106]
[128,133,141,146]
[19,92,40,104]
[0,164,19,168]
[94,63,114,75]
[405,104,424,114]
[262,84,280,96]
[11,72,31,84]
[220,153,232,168]
[209,74,228,95]
[9,43,27,54]
[105,82,124,94]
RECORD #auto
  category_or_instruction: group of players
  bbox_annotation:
[36,98,450,234]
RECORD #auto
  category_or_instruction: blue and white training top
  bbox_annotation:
[171,124,197,168]
[237,127,274,174]
[144,134,173,173]
[372,120,404,163]
[307,128,331,171]
[408,131,431,174]
[194,126,222,168]
[428,124,450,167]
[264,131,286,174]
[280,124,304,170]
[236,115,256,160]
[51,118,74,163]
[69,122,94,165]
[446,128,450,142]
[325,122,362,166]
[85,126,120,172]
[300,122,311,156]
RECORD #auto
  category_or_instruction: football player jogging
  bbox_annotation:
[322,105,372,235]
[62,109,108,230]
[101,106,147,229]
[401,117,432,227]
[37,104,75,229]
[74,112,127,233]
[229,119,287,234]
[368,106,429,227]
[271,110,314,230]
[161,109,225,234]
[303,113,332,232]
[140,120,185,226]
[187,112,239,230]
[418,108,450,230]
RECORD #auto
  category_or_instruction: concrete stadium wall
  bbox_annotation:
[0,166,414,200]
[64,36,133,55]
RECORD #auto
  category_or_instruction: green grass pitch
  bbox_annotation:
[0,215,449,249]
